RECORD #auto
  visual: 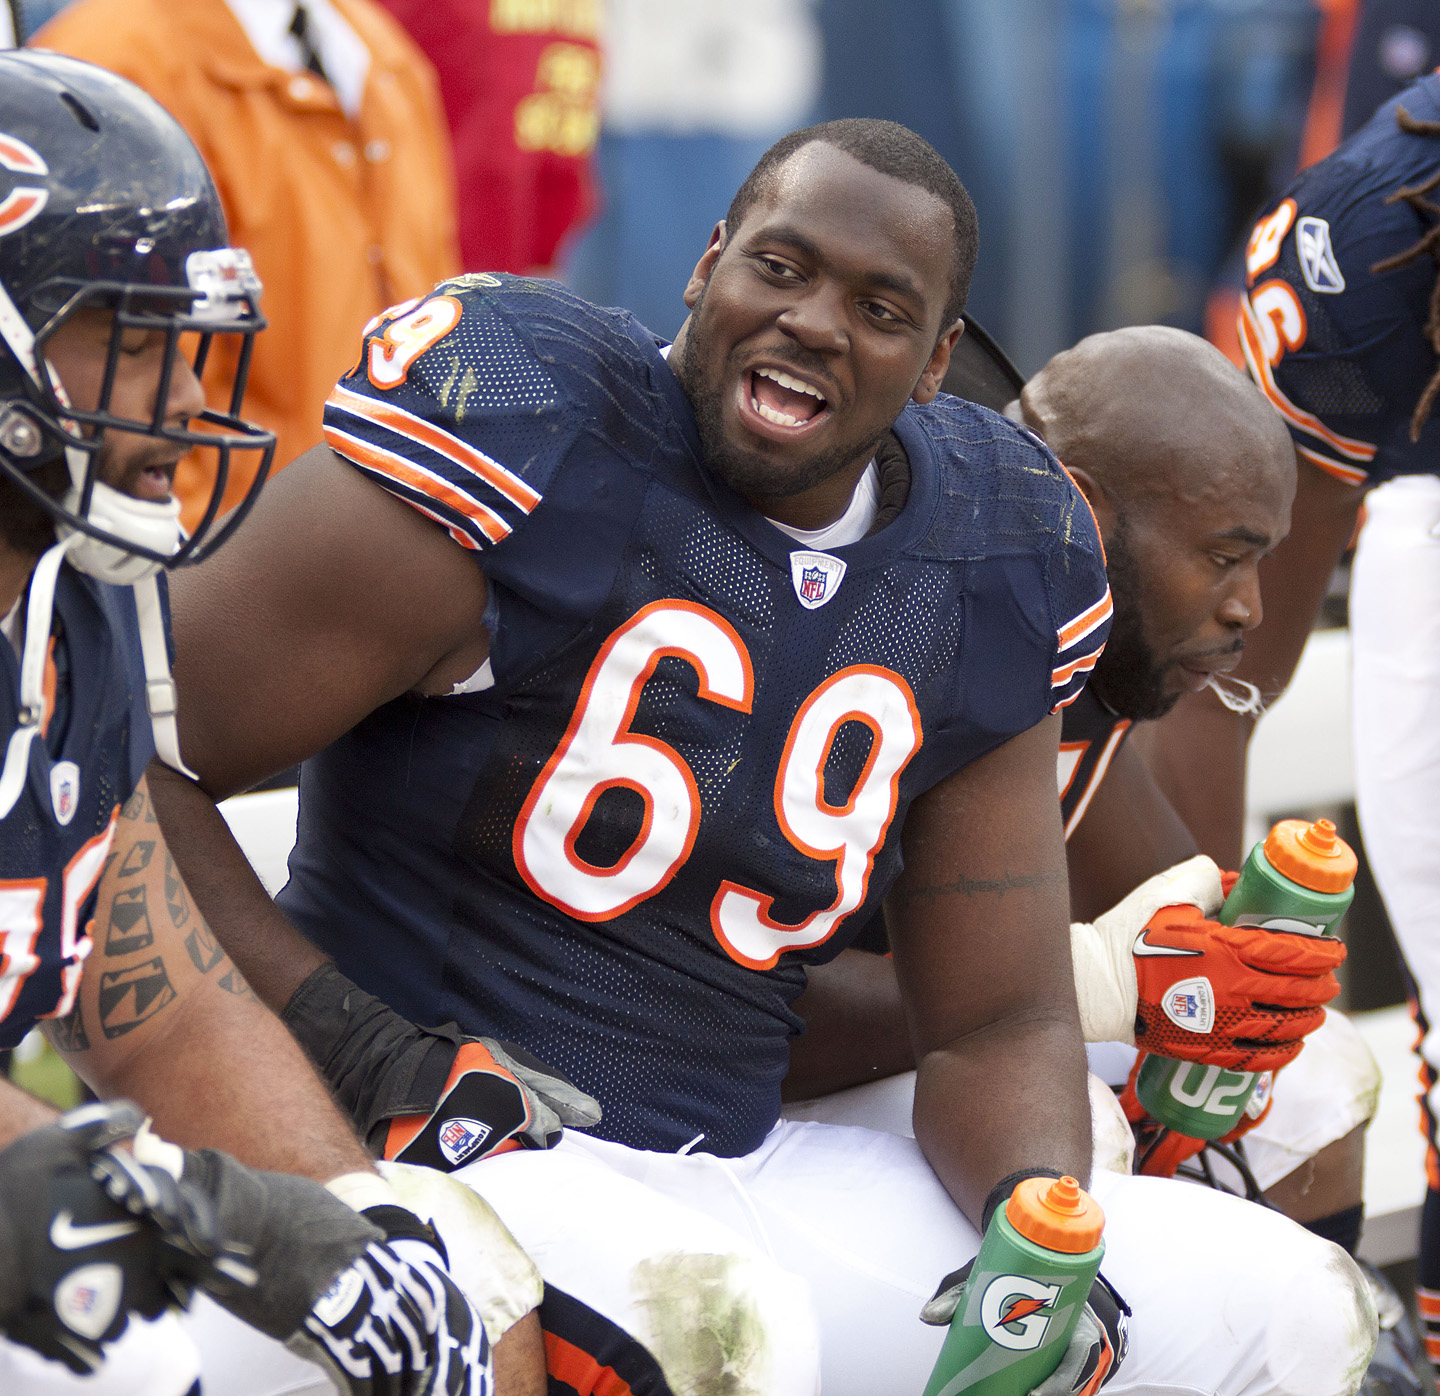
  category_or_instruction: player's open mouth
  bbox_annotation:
[1177,651,1242,691]
[739,366,831,439]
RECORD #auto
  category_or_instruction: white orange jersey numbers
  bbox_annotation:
[514,603,921,965]
[713,666,920,969]
[516,601,753,922]
[367,295,463,391]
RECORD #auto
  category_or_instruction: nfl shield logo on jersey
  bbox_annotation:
[1160,976,1215,1034]
[1297,217,1345,294]
[50,761,80,826]
[437,1116,493,1167]
[789,550,847,611]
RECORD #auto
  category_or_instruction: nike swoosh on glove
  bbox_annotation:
[0,1101,253,1375]
[381,1038,602,1171]
[922,1264,1129,1395]
[1133,904,1344,1072]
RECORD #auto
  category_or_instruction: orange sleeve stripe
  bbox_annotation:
[1296,442,1369,486]
[1052,646,1104,687]
[323,423,508,544]
[1237,300,1377,463]
[1057,591,1113,649]
[329,383,542,513]
[543,1332,637,1396]
[1417,1287,1440,1318]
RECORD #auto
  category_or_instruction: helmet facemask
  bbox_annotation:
[0,246,275,584]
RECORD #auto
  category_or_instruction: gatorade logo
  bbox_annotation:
[979,1275,1063,1351]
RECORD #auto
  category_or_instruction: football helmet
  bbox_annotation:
[0,50,274,584]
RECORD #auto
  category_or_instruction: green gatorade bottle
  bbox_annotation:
[1134,818,1356,1139]
[922,1176,1105,1396]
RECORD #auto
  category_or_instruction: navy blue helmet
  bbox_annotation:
[0,50,274,580]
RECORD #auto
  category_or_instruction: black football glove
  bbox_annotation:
[282,964,600,1171]
[175,1148,492,1396]
[0,1100,253,1375]
[922,1262,1129,1396]
[295,1206,491,1396]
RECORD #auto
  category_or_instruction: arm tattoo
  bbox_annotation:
[890,867,1066,909]
[116,839,156,878]
[163,854,191,929]
[217,964,258,1001]
[184,922,225,975]
[103,885,155,957]
[98,957,177,1039]
[48,1000,89,1053]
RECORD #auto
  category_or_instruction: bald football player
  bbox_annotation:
[787,326,1376,1256]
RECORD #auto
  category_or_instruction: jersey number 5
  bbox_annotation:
[514,600,921,969]
[0,813,115,1025]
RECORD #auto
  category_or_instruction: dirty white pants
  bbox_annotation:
[456,1117,1376,1396]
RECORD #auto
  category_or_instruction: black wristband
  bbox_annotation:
[981,1168,1068,1232]
[362,1203,449,1266]
[281,963,461,1137]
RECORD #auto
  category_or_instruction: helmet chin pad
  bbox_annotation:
[59,477,181,584]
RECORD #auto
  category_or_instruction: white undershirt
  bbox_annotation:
[223,0,371,117]
[766,460,879,549]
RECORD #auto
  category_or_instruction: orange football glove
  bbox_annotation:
[1133,903,1344,1073]
[1121,1057,1276,1178]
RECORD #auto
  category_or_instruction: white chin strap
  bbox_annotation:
[133,571,195,778]
[56,468,196,778]
[59,475,183,587]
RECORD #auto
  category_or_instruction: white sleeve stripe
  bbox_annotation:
[1052,645,1104,687]
[328,383,542,513]
[1056,589,1113,650]
[323,422,508,547]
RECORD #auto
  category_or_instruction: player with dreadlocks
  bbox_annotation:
[1130,73,1440,1369]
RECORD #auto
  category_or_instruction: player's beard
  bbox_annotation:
[673,286,885,502]
[1088,518,1179,722]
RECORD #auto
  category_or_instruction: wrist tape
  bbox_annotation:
[282,964,460,1144]
[981,1168,1068,1232]
[180,1148,381,1339]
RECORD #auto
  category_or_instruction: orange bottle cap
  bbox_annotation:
[1004,1176,1104,1253]
[1262,818,1357,894]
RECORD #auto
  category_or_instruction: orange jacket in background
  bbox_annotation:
[35,0,461,525]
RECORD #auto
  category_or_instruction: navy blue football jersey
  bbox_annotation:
[1058,685,1131,840]
[286,275,1112,1156]
[0,569,155,1049]
[1239,73,1440,484]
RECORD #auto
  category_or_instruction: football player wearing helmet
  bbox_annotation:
[154,119,1374,1395]
[0,51,514,1396]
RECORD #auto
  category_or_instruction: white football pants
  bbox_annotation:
[454,1118,1376,1396]
[1351,474,1440,1182]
